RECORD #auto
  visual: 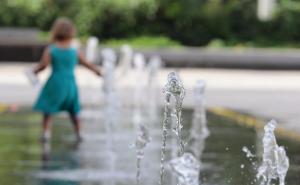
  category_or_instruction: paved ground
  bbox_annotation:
[1,63,300,136]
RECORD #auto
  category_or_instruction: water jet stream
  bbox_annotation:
[159,72,185,185]
[257,120,289,185]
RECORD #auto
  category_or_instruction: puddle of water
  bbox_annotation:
[0,109,299,185]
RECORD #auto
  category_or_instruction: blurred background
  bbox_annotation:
[0,0,299,47]
[2,0,300,67]
[0,0,300,185]
[2,0,300,50]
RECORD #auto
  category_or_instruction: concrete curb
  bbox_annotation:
[3,46,300,69]
[209,107,300,142]
[138,48,300,69]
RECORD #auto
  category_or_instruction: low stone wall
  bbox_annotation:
[2,45,300,69]
[0,44,45,62]
[138,48,300,69]
[0,28,46,62]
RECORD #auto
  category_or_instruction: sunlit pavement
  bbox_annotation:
[1,63,300,134]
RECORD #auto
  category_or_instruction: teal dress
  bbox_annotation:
[34,45,80,114]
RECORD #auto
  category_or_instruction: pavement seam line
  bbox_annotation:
[208,106,300,142]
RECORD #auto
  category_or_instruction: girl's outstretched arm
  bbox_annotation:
[78,51,102,76]
[34,48,51,74]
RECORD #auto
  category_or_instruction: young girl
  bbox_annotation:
[33,17,101,141]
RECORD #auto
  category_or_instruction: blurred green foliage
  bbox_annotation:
[1,0,300,47]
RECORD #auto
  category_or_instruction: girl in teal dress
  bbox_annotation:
[33,18,101,141]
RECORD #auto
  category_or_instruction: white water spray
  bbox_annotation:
[257,120,289,185]
[168,153,200,185]
[132,53,151,185]
[116,45,133,79]
[86,37,99,63]
[82,37,100,119]
[167,72,186,157]
[134,121,151,185]
[242,146,256,158]
[189,80,209,159]
[159,72,185,185]
[147,56,162,123]
[147,55,162,85]
[102,48,118,185]
[133,53,146,107]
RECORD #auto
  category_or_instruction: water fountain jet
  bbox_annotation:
[116,45,133,79]
[256,120,289,185]
[188,80,209,159]
[101,48,119,185]
[86,37,99,63]
[132,53,151,185]
[159,72,186,185]
[147,56,163,123]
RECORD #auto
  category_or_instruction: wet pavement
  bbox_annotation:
[1,63,300,136]
[0,108,299,185]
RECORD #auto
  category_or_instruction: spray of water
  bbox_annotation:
[147,56,162,85]
[116,45,133,79]
[102,49,120,126]
[102,49,117,94]
[132,53,151,185]
[86,37,99,63]
[167,72,186,157]
[147,56,162,123]
[159,84,172,185]
[133,53,146,106]
[168,153,200,185]
[242,146,256,158]
[189,80,210,159]
[134,121,151,185]
[82,37,100,119]
[256,120,289,185]
[101,48,118,185]
[159,72,185,185]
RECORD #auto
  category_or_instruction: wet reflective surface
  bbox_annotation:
[0,108,299,185]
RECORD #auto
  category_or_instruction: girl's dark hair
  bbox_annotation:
[50,17,76,42]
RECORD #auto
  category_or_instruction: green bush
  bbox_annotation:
[2,0,300,47]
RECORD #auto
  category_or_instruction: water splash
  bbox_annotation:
[159,72,185,185]
[189,80,209,159]
[242,146,258,171]
[102,48,119,129]
[82,37,100,119]
[147,56,162,85]
[133,53,146,106]
[86,36,99,63]
[134,122,151,185]
[147,56,163,123]
[166,72,186,157]
[102,49,117,94]
[242,146,256,158]
[256,120,289,185]
[101,48,118,185]
[116,45,133,79]
[168,153,200,185]
[132,53,150,185]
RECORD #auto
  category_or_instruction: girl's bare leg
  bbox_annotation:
[69,113,82,141]
[42,114,52,141]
